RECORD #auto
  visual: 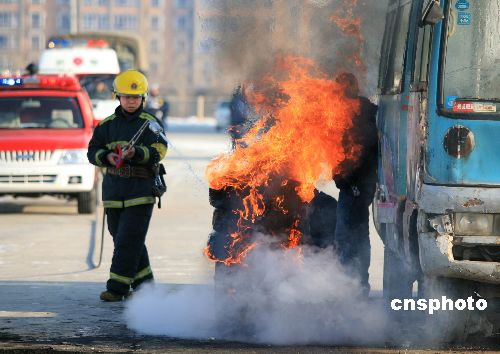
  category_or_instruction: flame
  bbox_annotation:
[205,56,362,265]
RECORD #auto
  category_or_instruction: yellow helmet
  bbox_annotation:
[113,69,148,97]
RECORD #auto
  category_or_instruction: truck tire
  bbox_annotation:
[383,245,413,300]
[77,190,96,214]
[422,276,493,344]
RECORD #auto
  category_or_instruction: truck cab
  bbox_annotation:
[0,74,98,213]
[38,42,121,121]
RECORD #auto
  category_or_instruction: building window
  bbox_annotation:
[151,0,159,7]
[32,0,43,4]
[176,16,186,30]
[31,13,41,29]
[98,0,109,5]
[176,0,187,8]
[83,14,98,30]
[114,15,137,30]
[84,0,92,5]
[150,39,158,52]
[0,36,7,49]
[175,38,185,51]
[150,62,158,74]
[57,0,70,5]
[98,15,109,29]
[115,0,137,6]
[58,14,70,31]
[151,16,159,30]
[0,12,15,28]
[31,35,40,50]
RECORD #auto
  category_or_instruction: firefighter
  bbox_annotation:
[145,83,170,130]
[87,69,168,302]
[333,72,378,297]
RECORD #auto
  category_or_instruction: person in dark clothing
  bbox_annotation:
[145,84,170,130]
[228,85,250,143]
[333,72,378,297]
[87,69,168,302]
[25,62,38,75]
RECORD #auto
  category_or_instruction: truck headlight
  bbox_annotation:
[454,213,494,236]
[58,149,87,165]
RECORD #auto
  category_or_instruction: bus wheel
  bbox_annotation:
[77,190,96,214]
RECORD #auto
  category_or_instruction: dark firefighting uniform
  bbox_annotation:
[87,105,167,296]
[334,96,378,295]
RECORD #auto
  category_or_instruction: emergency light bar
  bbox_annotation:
[1,75,81,91]
[0,78,23,87]
[47,38,109,49]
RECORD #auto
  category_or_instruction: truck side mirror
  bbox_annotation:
[420,0,444,27]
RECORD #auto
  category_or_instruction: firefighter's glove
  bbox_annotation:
[122,146,135,160]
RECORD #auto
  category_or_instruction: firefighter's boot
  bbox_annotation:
[100,290,129,302]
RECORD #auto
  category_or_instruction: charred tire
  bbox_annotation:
[422,276,493,344]
[77,190,96,214]
[383,246,413,300]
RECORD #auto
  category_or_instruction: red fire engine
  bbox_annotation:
[0,75,98,213]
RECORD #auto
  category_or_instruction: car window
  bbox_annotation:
[0,97,83,129]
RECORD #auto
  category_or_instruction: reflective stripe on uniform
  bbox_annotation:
[139,112,156,122]
[103,200,124,208]
[134,266,152,280]
[106,141,128,150]
[137,146,149,164]
[103,197,156,208]
[95,149,108,167]
[110,272,134,285]
[151,142,167,160]
[124,196,156,207]
[98,113,117,126]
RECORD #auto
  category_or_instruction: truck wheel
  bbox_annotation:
[422,276,493,344]
[77,190,96,214]
[383,246,413,300]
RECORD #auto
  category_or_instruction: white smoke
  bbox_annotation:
[125,236,388,345]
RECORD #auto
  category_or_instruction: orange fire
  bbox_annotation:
[205,56,363,265]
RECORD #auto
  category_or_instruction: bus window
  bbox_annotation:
[378,0,412,95]
[441,0,500,115]
[412,24,432,87]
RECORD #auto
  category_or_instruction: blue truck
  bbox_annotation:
[374,0,500,341]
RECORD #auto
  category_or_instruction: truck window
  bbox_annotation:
[79,74,115,100]
[441,0,500,115]
[412,24,432,85]
[378,0,412,94]
[0,97,83,129]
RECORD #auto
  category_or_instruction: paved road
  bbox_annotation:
[0,127,497,353]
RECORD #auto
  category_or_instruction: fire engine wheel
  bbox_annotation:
[422,276,493,344]
[77,190,97,214]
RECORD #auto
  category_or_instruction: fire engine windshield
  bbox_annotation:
[79,74,115,101]
[441,0,500,116]
[0,97,83,129]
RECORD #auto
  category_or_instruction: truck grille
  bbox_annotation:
[0,150,54,163]
[0,175,57,184]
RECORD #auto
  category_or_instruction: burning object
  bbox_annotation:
[205,56,364,265]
